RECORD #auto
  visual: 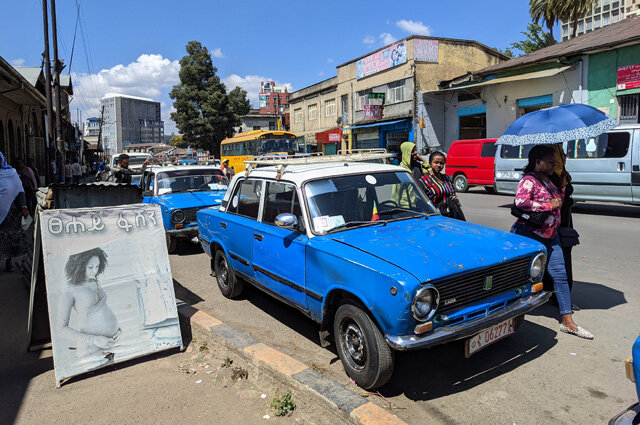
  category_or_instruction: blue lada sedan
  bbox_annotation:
[140,165,228,253]
[197,161,550,389]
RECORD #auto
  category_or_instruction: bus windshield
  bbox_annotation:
[258,137,299,154]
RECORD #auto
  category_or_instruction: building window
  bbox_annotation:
[458,106,487,140]
[586,17,592,31]
[308,104,318,121]
[595,15,601,28]
[294,108,302,124]
[578,20,584,33]
[324,99,336,117]
[387,80,406,103]
[603,13,610,24]
[619,94,639,123]
[269,121,276,130]
[357,89,372,111]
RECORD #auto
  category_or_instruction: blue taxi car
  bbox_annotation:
[609,335,640,425]
[140,165,228,253]
[197,160,551,389]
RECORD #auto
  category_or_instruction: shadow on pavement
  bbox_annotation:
[527,281,626,318]
[172,278,205,306]
[174,240,204,256]
[381,319,557,401]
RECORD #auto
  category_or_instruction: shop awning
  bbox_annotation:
[316,127,342,144]
[343,119,407,130]
[438,65,572,92]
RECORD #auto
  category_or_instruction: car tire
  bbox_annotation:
[166,235,177,254]
[484,185,495,194]
[214,249,243,299]
[453,174,468,192]
[333,303,394,390]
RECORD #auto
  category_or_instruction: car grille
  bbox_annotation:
[432,256,532,316]
[183,206,213,224]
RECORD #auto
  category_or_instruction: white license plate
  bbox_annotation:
[465,318,515,358]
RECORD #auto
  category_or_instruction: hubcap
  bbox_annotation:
[342,321,366,369]
[455,178,464,191]
[217,257,229,288]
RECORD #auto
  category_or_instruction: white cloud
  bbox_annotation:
[222,74,293,108]
[396,19,431,36]
[211,48,224,58]
[72,53,180,132]
[163,106,178,135]
[11,58,25,66]
[327,58,334,63]
[379,33,397,45]
[317,71,325,77]
[363,35,375,44]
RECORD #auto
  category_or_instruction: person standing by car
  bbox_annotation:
[510,145,593,340]
[419,152,465,220]
[221,158,233,180]
[108,154,151,184]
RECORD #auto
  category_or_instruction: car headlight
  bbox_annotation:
[411,285,439,322]
[171,209,185,224]
[529,253,546,281]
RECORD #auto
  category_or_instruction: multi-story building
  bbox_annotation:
[100,93,164,156]
[561,0,640,41]
[236,109,287,134]
[289,36,507,154]
[259,81,290,115]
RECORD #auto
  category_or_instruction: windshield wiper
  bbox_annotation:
[378,207,430,219]
[325,220,384,234]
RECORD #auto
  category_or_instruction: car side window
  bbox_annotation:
[566,132,631,159]
[481,142,497,158]
[262,182,303,229]
[229,179,262,219]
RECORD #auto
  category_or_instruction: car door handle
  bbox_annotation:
[220,222,227,228]
[253,233,263,241]
[618,162,625,171]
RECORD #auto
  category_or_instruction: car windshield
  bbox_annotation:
[304,171,438,234]
[156,169,229,194]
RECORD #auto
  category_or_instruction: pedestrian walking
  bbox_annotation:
[0,152,31,272]
[64,160,73,184]
[510,145,593,340]
[221,158,234,181]
[419,151,465,220]
[72,159,82,184]
[81,162,88,182]
[14,158,38,215]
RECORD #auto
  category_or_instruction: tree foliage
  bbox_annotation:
[529,0,597,39]
[169,134,188,148]
[170,41,245,155]
[228,86,251,118]
[510,23,556,56]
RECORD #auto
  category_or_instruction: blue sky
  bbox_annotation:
[2,0,534,133]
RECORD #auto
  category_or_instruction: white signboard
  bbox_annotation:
[40,204,182,385]
[414,39,439,63]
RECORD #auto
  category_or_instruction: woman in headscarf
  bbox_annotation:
[0,152,30,272]
[393,142,429,209]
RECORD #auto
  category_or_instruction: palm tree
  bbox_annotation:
[557,0,599,38]
[529,0,559,40]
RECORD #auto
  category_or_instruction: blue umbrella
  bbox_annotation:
[496,104,618,146]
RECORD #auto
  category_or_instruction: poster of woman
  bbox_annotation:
[40,204,182,386]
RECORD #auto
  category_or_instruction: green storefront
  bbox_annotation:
[588,44,640,123]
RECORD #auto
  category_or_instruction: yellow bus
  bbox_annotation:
[220,130,299,173]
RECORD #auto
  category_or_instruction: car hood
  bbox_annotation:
[327,216,544,283]
[155,191,226,210]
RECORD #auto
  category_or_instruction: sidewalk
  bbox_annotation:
[0,269,347,425]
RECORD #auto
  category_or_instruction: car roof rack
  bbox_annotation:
[244,149,394,180]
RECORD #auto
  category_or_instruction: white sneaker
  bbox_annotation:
[559,324,594,340]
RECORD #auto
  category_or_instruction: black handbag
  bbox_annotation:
[558,226,580,247]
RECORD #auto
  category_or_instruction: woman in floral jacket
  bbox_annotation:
[511,145,593,340]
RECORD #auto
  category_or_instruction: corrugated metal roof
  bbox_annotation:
[14,66,42,86]
[439,65,572,91]
[480,14,640,74]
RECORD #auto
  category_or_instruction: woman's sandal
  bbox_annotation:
[559,324,594,340]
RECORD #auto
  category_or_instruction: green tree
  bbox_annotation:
[556,0,597,38]
[529,0,559,40]
[170,41,237,155]
[494,46,515,58]
[169,134,188,148]
[228,86,251,117]
[510,23,556,55]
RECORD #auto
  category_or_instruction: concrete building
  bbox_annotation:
[236,109,284,134]
[289,36,507,154]
[421,14,640,151]
[561,0,640,41]
[100,93,164,156]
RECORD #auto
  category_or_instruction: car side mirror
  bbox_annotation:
[275,213,298,230]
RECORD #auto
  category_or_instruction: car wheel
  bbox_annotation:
[333,303,394,389]
[453,174,468,192]
[484,185,495,194]
[214,249,243,299]
[166,235,177,254]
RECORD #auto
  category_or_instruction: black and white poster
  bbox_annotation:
[39,204,182,385]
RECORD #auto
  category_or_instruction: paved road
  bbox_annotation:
[170,188,640,425]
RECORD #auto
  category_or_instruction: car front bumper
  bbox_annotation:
[385,291,551,351]
[166,227,198,238]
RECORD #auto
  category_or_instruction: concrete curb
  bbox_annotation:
[177,302,408,425]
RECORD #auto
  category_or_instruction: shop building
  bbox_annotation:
[419,14,640,151]
[289,36,507,155]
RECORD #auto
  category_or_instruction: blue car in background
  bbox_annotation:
[140,165,228,253]
[610,335,640,425]
[197,160,551,389]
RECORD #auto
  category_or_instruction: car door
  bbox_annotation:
[223,178,263,279]
[251,181,308,310]
[565,130,633,203]
[478,141,497,185]
[632,129,640,203]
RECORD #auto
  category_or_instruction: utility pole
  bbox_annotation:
[42,0,55,184]
[97,105,105,161]
[50,0,65,169]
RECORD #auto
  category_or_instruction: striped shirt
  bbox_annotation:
[420,172,456,214]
